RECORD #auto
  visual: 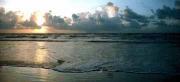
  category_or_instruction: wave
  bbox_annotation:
[1,33,180,75]
[51,60,180,75]
[1,58,180,75]
[0,33,180,43]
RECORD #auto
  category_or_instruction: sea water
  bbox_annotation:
[0,33,180,82]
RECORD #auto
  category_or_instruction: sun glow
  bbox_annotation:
[34,12,45,26]
[4,0,93,17]
[16,11,46,26]
[33,26,49,33]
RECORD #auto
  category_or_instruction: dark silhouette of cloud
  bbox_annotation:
[150,5,180,31]
[123,6,149,24]
[156,5,179,19]
[72,13,79,23]
[0,8,17,28]
[44,11,69,28]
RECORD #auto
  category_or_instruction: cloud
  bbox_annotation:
[0,7,5,14]
[0,8,17,28]
[124,6,149,23]
[0,2,180,33]
[105,2,119,18]
[72,13,79,23]
[49,2,180,32]
[150,5,180,30]
[44,11,68,28]
[156,5,179,19]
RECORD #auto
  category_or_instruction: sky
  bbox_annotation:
[0,0,175,17]
[0,0,179,33]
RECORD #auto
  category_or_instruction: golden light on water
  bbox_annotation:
[33,26,49,33]
[35,42,47,64]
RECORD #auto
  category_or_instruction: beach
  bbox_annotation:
[1,66,174,82]
[0,33,180,82]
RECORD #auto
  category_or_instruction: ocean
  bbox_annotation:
[0,33,180,82]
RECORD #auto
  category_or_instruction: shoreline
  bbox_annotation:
[1,65,180,75]
[1,66,178,82]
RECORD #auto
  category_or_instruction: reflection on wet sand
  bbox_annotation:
[0,66,170,82]
[0,41,58,68]
[35,42,48,64]
[38,68,49,81]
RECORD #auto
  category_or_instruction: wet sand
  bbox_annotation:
[1,66,176,82]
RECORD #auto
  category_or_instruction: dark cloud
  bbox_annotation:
[0,7,5,15]
[123,6,149,24]
[156,5,180,19]
[44,12,67,28]
[146,5,180,32]
[0,8,17,28]
[72,13,79,23]
[107,2,114,6]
